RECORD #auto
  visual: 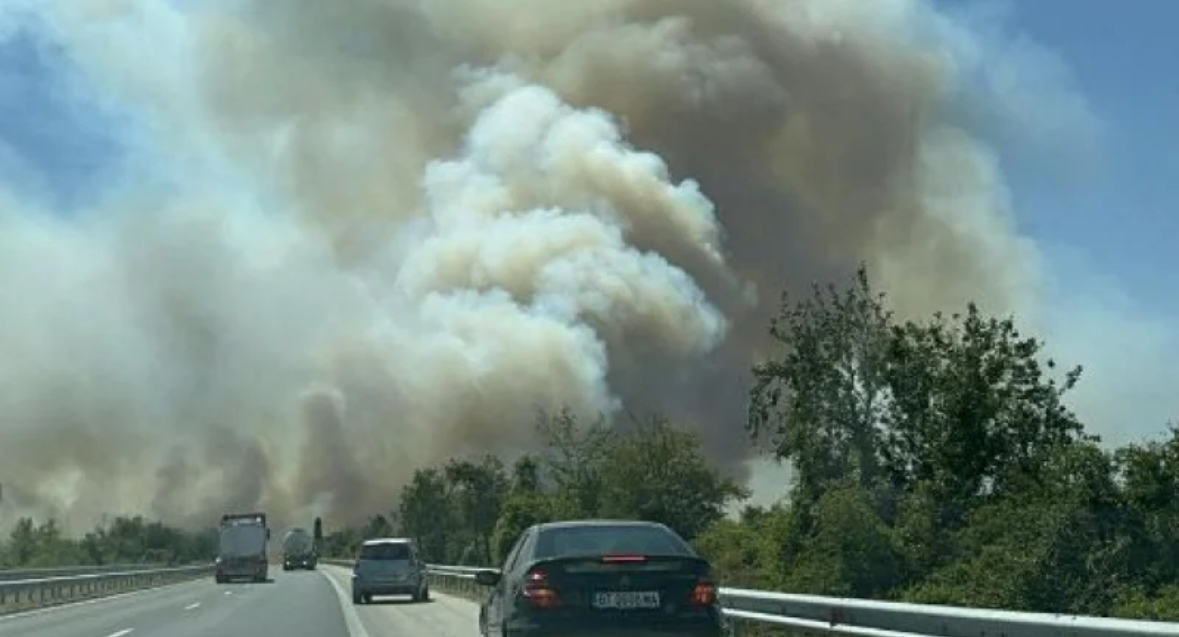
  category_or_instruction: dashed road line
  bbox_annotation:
[104,630,134,637]
[184,602,201,610]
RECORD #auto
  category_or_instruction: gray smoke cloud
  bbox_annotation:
[2,0,1153,533]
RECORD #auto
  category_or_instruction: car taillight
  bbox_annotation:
[689,580,717,606]
[521,568,561,609]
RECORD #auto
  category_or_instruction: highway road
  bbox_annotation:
[0,565,479,637]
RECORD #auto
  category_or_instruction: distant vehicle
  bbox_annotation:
[474,519,723,637]
[282,527,318,571]
[215,512,270,584]
[350,537,430,604]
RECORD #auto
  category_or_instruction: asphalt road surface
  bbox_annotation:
[0,565,478,637]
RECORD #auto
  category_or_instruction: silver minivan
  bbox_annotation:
[350,537,430,604]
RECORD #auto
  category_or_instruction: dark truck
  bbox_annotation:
[282,527,318,570]
[215,512,271,583]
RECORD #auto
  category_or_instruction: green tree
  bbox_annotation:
[882,306,1088,522]
[363,514,395,539]
[490,492,552,564]
[778,482,902,598]
[511,455,542,493]
[322,527,363,559]
[536,408,616,518]
[489,454,554,563]
[1116,424,1179,595]
[748,265,893,509]
[0,515,219,568]
[903,442,1126,614]
[397,467,454,562]
[694,506,790,589]
[749,266,1090,531]
[7,518,37,566]
[598,415,747,540]
[445,455,509,566]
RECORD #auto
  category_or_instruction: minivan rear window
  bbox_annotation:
[359,542,412,560]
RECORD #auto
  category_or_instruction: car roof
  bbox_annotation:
[361,537,413,545]
[533,519,671,532]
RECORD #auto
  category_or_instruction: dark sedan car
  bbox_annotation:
[475,520,723,637]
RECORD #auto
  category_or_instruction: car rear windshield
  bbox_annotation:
[358,542,412,561]
[535,525,694,559]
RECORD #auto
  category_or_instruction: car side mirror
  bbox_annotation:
[474,570,501,586]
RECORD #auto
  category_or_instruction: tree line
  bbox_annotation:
[0,515,217,568]
[3,267,1176,620]
[319,267,1178,621]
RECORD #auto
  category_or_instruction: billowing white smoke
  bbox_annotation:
[0,68,734,529]
[2,0,1156,533]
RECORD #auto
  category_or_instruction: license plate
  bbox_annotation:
[592,591,661,610]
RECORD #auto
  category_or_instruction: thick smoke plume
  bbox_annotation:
[0,0,1105,531]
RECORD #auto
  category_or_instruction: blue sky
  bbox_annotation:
[939,0,1178,312]
[0,25,127,210]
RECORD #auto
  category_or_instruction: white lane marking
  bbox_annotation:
[319,566,372,637]
[224,591,233,596]
[104,630,134,637]
[0,578,211,622]
[184,602,201,610]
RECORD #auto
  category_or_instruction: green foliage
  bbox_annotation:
[597,415,748,541]
[778,482,902,598]
[881,305,1088,516]
[396,467,454,562]
[694,506,790,590]
[0,515,215,568]
[444,455,510,565]
[729,266,1178,617]
[490,492,552,563]
[748,266,893,505]
[334,407,747,568]
[1113,585,1179,622]
[320,527,363,559]
[749,265,1090,525]
[536,408,617,518]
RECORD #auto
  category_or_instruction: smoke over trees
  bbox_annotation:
[0,0,1138,533]
[316,269,1179,620]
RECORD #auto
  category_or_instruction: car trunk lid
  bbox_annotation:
[518,554,715,621]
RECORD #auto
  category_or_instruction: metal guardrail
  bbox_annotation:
[317,560,1179,637]
[0,563,170,582]
[0,564,214,615]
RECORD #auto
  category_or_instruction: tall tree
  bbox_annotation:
[749,266,1089,527]
[397,468,454,562]
[536,408,616,517]
[599,415,747,540]
[748,265,893,507]
[511,455,542,493]
[882,305,1088,520]
[444,455,509,566]
[1116,424,1179,593]
[7,518,37,566]
[490,492,552,564]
